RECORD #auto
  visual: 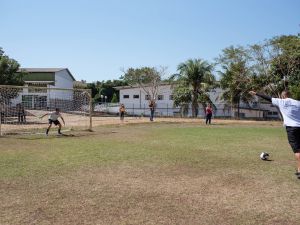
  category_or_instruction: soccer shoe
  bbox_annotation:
[295,171,300,179]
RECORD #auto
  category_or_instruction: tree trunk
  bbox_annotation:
[237,102,240,119]
[192,91,198,118]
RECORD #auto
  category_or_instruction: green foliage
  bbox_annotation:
[173,85,191,107]
[111,93,118,103]
[174,59,215,117]
[249,35,300,97]
[87,80,127,103]
[121,67,161,86]
[270,35,300,89]
[0,48,25,103]
[290,84,300,100]
[0,47,24,85]
[121,66,166,101]
[217,47,254,117]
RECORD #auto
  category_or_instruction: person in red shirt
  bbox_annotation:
[205,103,213,125]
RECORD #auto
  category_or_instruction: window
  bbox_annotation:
[169,95,173,100]
[158,95,164,100]
[268,111,278,116]
[133,95,139,99]
[123,95,129,99]
[145,95,150,100]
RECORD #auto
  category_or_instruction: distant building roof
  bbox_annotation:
[18,68,76,81]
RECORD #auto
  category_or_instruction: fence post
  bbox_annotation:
[88,90,93,131]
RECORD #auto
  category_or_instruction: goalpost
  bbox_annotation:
[0,85,92,136]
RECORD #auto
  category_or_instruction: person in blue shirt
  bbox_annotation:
[250,90,300,179]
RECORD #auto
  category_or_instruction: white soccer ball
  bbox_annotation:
[260,152,269,160]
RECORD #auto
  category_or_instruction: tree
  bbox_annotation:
[217,46,253,118]
[172,83,191,117]
[269,35,300,99]
[0,47,25,104]
[249,35,300,99]
[83,80,128,106]
[121,66,167,101]
[111,93,118,103]
[174,59,215,117]
[0,47,24,85]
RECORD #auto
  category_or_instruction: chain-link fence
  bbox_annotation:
[95,102,280,120]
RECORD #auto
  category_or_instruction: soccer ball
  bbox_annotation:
[260,152,269,160]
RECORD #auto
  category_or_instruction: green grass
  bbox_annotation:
[0,122,299,225]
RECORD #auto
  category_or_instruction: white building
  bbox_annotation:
[14,68,76,109]
[115,84,278,119]
[115,84,175,116]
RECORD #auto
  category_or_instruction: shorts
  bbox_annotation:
[286,126,300,153]
[48,119,60,126]
[206,113,212,119]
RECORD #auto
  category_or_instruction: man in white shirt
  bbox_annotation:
[41,108,65,136]
[250,90,300,179]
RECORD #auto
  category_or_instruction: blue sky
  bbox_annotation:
[1,0,299,82]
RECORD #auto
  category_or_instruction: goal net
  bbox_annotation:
[0,85,92,136]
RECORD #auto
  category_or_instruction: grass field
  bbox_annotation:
[1,120,299,225]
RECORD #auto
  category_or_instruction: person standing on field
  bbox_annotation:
[149,99,156,121]
[40,108,65,136]
[119,103,126,121]
[250,90,300,179]
[205,103,213,125]
[16,103,26,123]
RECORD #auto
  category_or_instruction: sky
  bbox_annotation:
[1,0,299,82]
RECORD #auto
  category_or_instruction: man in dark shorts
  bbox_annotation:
[205,103,213,125]
[119,104,125,121]
[149,99,156,121]
[250,90,300,179]
[40,108,65,136]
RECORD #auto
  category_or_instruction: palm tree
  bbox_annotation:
[176,59,215,117]
[219,62,253,118]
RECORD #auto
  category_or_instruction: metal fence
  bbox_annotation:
[95,102,280,120]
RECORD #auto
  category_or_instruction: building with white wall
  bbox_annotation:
[115,84,175,116]
[14,68,76,109]
[115,84,278,119]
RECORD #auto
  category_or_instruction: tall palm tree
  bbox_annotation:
[176,59,215,117]
[219,62,253,118]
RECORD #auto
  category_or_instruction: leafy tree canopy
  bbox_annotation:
[0,47,24,85]
[121,66,167,101]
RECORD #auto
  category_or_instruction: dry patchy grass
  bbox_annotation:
[0,122,299,225]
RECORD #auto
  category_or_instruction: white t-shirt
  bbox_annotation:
[271,98,300,127]
[49,112,61,121]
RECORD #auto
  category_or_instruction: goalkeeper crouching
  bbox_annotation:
[40,108,65,136]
